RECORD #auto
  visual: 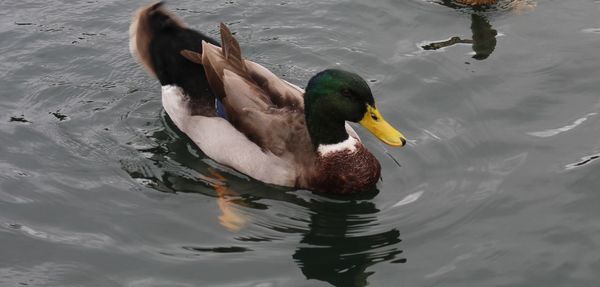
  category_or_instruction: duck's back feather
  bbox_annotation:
[180,23,310,158]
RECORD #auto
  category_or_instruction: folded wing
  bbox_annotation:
[180,23,308,156]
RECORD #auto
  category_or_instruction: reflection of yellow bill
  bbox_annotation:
[210,170,247,232]
[359,105,407,147]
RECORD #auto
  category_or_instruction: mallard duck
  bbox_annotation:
[129,3,406,194]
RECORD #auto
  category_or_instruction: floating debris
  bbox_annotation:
[50,111,68,121]
[422,36,473,51]
[9,115,31,123]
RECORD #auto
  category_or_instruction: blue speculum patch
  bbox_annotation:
[216,98,229,120]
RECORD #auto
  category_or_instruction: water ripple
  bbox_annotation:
[565,153,600,171]
[1,0,599,286]
[528,113,597,138]
[3,222,114,249]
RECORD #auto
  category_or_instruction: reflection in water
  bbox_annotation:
[293,191,406,287]
[121,116,406,287]
[422,0,535,59]
[470,14,497,60]
[422,13,497,60]
[528,113,598,138]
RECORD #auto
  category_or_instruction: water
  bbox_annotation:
[1,0,599,286]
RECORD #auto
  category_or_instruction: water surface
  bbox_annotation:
[1,0,600,286]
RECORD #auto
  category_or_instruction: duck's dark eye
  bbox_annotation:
[341,89,352,98]
[370,113,379,121]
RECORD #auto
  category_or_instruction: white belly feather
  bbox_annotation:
[161,85,296,187]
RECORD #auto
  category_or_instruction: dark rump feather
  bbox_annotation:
[131,2,221,114]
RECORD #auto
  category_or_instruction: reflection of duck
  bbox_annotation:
[423,0,499,60]
[455,0,537,12]
[469,14,497,60]
[422,14,497,60]
[293,191,406,287]
[422,0,535,60]
[129,3,406,194]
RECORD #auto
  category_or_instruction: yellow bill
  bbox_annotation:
[359,105,406,147]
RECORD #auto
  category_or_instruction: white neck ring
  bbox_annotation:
[317,136,358,156]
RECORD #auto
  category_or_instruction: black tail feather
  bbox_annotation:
[131,3,221,113]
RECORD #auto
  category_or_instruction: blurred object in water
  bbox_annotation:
[421,14,496,60]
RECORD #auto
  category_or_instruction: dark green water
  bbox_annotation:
[1,0,600,286]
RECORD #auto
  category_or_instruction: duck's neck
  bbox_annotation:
[305,106,349,149]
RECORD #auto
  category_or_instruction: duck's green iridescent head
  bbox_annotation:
[304,69,406,147]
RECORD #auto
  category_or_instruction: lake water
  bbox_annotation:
[1,0,599,286]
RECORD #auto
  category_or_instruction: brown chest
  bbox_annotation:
[307,145,381,194]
